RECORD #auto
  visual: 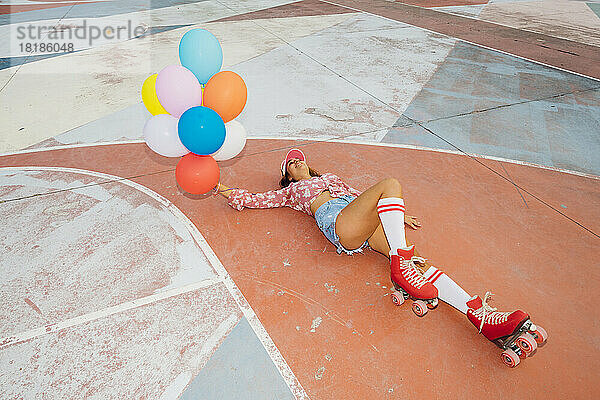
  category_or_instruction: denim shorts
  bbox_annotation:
[314,195,369,255]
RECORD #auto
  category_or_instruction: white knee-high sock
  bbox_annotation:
[377,197,407,254]
[424,266,472,314]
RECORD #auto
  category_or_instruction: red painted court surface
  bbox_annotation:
[1,140,599,398]
[1,0,599,399]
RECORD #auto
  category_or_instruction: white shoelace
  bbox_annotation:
[399,256,428,289]
[472,292,511,333]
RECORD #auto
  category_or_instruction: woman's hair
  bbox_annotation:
[279,165,321,188]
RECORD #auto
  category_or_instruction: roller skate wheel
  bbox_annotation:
[391,292,405,306]
[501,348,520,368]
[427,298,439,310]
[531,325,548,345]
[412,300,428,317]
[516,332,538,355]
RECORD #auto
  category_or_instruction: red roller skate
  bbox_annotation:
[467,292,548,368]
[389,245,439,317]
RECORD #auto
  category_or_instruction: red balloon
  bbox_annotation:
[176,154,219,194]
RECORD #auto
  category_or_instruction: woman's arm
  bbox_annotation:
[216,183,294,211]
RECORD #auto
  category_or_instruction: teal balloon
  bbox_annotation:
[178,106,226,155]
[179,29,223,84]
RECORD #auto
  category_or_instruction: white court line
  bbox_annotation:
[0,165,310,400]
[0,278,222,349]
[251,135,600,180]
[320,0,600,83]
[0,140,147,156]
[1,137,597,180]
[252,134,600,180]
[166,202,309,399]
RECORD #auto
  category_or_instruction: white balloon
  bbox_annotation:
[143,114,189,157]
[211,120,247,161]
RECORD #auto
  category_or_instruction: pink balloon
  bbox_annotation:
[155,65,202,118]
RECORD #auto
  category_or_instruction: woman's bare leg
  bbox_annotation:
[365,223,390,256]
[369,222,472,312]
[335,178,402,250]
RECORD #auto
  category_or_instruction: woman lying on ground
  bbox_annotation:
[214,148,547,367]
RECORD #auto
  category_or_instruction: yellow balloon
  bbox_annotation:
[141,74,168,115]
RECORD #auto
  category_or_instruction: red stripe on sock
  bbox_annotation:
[429,270,444,284]
[430,270,441,281]
[377,204,404,209]
[377,206,405,213]
[377,209,405,215]
[377,202,403,209]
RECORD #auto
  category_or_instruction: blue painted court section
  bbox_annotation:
[588,3,600,19]
[0,0,207,25]
[179,317,295,400]
[382,42,600,175]
[0,52,59,70]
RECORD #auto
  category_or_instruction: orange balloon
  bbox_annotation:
[175,154,220,195]
[203,71,247,123]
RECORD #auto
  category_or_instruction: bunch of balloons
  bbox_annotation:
[141,29,248,195]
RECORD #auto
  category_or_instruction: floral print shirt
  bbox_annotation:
[227,173,362,216]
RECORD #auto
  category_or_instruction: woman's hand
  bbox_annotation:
[215,183,232,198]
[404,215,421,230]
[215,183,240,199]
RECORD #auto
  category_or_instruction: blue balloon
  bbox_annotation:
[178,106,226,155]
[179,29,223,84]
